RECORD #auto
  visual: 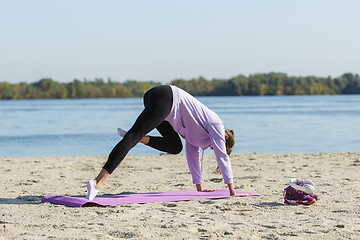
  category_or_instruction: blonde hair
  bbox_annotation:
[225,128,235,156]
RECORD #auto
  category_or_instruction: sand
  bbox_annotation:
[1,152,360,239]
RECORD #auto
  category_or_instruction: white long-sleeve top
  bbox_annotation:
[165,85,233,184]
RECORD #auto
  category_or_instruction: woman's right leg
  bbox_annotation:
[87,86,173,200]
[102,85,173,175]
[89,86,173,192]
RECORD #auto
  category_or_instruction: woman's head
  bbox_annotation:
[225,128,235,156]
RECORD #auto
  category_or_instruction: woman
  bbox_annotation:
[86,85,236,200]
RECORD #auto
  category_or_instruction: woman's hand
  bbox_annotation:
[196,184,217,192]
[200,188,217,192]
[228,184,251,196]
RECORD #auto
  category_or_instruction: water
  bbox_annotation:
[0,95,359,157]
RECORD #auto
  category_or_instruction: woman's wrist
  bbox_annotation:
[228,183,236,195]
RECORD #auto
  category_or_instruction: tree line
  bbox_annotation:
[0,72,359,100]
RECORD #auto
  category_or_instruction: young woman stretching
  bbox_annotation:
[86,85,236,200]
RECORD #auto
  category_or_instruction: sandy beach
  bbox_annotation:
[1,152,359,239]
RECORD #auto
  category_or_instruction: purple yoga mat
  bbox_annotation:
[42,189,261,207]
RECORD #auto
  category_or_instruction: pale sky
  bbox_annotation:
[1,0,359,84]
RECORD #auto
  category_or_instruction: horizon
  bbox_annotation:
[2,71,359,85]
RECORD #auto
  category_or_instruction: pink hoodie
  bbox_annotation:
[165,85,233,184]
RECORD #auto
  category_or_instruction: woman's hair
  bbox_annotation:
[216,128,235,173]
[225,128,235,156]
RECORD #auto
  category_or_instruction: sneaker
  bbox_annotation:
[85,180,99,201]
[117,128,127,138]
[283,186,316,205]
[295,180,320,201]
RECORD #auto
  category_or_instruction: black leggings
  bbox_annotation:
[103,85,183,174]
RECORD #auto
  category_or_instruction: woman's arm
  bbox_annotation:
[208,124,234,185]
[186,142,202,184]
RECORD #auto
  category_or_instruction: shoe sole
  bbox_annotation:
[284,198,316,205]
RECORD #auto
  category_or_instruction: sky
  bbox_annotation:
[1,0,359,84]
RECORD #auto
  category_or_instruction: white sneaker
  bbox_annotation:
[117,128,128,138]
[85,180,99,201]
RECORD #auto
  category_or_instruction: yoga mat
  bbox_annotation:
[42,189,260,207]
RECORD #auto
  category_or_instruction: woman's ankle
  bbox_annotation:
[94,169,110,190]
[140,136,150,145]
